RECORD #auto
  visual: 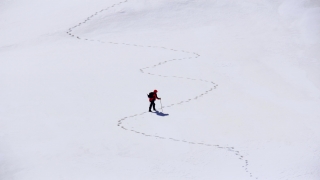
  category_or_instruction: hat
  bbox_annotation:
[154,90,158,93]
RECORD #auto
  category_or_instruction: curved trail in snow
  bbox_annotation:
[67,0,258,179]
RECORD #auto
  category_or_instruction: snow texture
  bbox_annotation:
[0,0,320,180]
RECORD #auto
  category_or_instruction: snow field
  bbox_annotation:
[1,0,320,179]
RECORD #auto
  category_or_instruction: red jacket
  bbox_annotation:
[149,92,160,102]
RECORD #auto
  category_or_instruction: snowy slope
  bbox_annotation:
[1,0,320,180]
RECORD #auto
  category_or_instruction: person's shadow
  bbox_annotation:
[153,111,169,116]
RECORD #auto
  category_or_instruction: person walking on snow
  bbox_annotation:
[148,90,161,112]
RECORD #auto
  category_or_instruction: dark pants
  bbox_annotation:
[149,101,156,111]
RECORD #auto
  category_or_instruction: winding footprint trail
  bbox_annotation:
[67,0,257,179]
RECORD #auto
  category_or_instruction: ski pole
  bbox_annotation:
[160,99,163,112]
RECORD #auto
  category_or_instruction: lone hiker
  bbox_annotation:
[148,90,161,112]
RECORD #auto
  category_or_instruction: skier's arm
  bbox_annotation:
[156,94,161,100]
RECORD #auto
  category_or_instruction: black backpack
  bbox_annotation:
[147,92,154,98]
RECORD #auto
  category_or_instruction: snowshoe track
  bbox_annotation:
[67,0,258,179]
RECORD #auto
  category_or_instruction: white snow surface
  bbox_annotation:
[1,0,320,179]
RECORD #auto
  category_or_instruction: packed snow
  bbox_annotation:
[1,0,320,179]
